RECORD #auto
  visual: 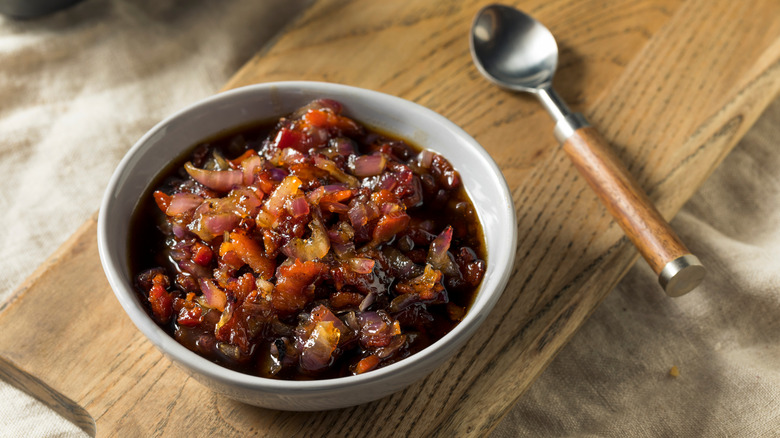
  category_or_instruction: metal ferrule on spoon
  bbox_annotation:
[470,4,705,296]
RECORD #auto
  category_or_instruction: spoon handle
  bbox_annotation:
[562,125,704,296]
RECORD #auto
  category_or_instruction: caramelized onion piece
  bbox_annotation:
[198,278,226,312]
[258,175,302,227]
[281,217,330,262]
[184,162,243,192]
[351,153,387,177]
[300,321,340,372]
[313,156,359,187]
[165,193,204,216]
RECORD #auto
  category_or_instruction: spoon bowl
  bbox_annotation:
[470,4,558,92]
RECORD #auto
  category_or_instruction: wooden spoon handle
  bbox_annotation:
[562,125,704,296]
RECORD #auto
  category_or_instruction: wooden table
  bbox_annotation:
[1,0,779,436]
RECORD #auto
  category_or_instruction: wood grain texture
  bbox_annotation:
[1,0,779,436]
[562,125,690,275]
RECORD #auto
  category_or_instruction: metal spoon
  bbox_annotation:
[470,4,705,297]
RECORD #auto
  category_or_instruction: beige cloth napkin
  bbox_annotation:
[0,1,778,436]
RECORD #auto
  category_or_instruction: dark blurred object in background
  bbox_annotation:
[0,0,83,19]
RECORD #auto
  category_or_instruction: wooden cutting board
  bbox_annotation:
[2,0,779,436]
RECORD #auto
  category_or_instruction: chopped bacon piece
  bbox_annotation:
[302,107,363,136]
[372,210,410,244]
[274,127,309,152]
[176,299,203,327]
[330,291,364,309]
[355,354,381,374]
[224,231,275,280]
[153,190,172,212]
[192,242,213,266]
[142,270,173,324]
[272,260,326,314]
[228,149,257,168]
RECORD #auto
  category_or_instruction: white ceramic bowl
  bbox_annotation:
[98,81,516,411]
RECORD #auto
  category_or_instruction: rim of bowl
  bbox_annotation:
[97,81,517,395]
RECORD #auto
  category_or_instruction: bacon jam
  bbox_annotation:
[130,99,486,380]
